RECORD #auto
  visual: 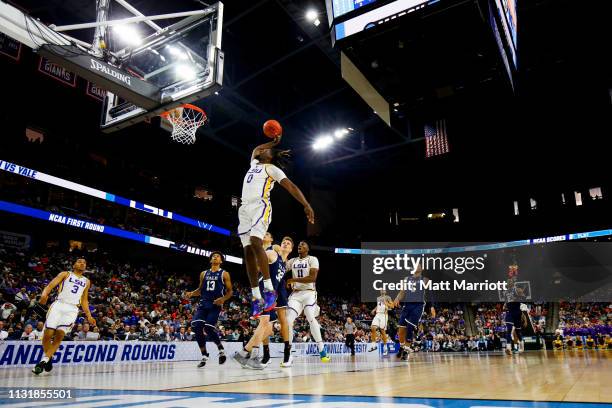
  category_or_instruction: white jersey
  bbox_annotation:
[376,295,392,314]
[57,272,89,306]
[288,255,319,291]
[241,159,287,203]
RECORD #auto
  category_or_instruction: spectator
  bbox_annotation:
[88,326,101,341]
[0,321,8,340]
[75,323,92,340]
[32,321,44,340]
[20,324,36,341]
[175,327,188,341]
[14,288,30,309]
[124,325,140,341]
[1,301,17,320]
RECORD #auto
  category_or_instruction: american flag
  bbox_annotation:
[424,119,450,158]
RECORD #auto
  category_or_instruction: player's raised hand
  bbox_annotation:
[304,205,315,224]
[87,316,97,327]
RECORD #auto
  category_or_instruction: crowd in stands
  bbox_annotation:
[3,248,611,353]
[553,302,612,349]
[0,248,373,344]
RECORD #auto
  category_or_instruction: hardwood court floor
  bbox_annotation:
[1,350,610,407]
[177,350,612,403]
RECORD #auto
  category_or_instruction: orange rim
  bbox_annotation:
[161,103,206,118]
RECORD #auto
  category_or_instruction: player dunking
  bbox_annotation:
[394,265,435,360]
[286,241,330,363]
[32,258,96,375]
[369,289,394,355]
[238,133,315,317]
[233,234,294,369]
[185,251,233,367]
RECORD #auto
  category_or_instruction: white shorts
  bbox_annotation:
[238,200,272,247]
[45,301,79,332]
[288,290,319,318]
[371,313,388,330]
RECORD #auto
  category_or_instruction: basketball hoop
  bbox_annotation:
[160,104,207,144]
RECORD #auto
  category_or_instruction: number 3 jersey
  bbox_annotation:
[199,269,225,308]
[57,272,89,306]
[288,255,319,291]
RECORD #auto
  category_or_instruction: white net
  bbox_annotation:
[163,104,207,144]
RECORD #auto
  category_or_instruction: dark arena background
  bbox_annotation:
[0,0,610,407]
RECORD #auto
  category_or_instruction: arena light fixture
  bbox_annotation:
[313,135,334,150]
[305,9,318,21]
[334,128,350,139]
[113,24,142,46]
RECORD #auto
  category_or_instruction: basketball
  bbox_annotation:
[263,119,282,138]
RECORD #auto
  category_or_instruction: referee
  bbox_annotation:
[345,317,356,356]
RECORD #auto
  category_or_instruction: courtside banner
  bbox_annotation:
[0,159,231,237]
[0,342,281,367]
[0,200,242,264]
[292,342,374,356]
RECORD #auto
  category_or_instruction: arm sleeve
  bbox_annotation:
[265,164,287,182]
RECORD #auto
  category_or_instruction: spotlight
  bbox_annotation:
[334,128,350,139]
[306,9,318,21]
[113,24,142,46]
[313,135,334,150]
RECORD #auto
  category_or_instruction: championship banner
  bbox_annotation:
[0,32,21,61]
[0,230,31,249]
[38,56,77,87]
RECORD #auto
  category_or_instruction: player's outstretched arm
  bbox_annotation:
[214,271,234,306]
[279,178,315,224]
[185,271,205,298]
[39,271,69,305]
[394,289,404,308]
[266,248,279,264]
[251,136,282,161]
[81,281,96,327]
[386,297,395,309]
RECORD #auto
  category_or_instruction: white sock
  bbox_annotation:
[252,287,262,299]
[239,349,249,357]
[41,356,50,363]
[318,342,325,353]
[250,347,259,359]
[308,318,323,344]
[263,279,274,291]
